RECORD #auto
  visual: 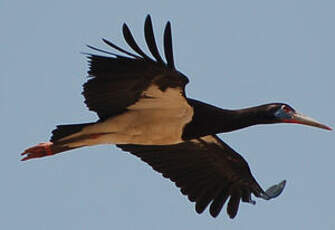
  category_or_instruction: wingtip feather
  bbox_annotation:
[144,13,164,64]
[122,21,153,61]
[163,21,175,69]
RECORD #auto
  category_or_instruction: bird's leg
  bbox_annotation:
[21,142,54,161]
[21,142,76,161]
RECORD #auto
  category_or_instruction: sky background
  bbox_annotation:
[1,0,334,229]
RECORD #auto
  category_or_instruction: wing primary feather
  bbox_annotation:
[163,21,175,69]
[86,45,125,58]
[102,38,140,58]
[187,178,214,202]
[241,187,253,203]
[195,183,220,214]
[144,15,165,64]
[122,23,153,61]
[209,189,229,218]
[227,189,242,219]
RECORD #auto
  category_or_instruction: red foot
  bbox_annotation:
[21,142,54,161]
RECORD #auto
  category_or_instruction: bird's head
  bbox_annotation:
[264,103,332,130]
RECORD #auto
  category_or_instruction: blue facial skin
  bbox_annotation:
[274,107,293,120]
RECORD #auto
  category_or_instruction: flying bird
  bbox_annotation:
[22,15,331,219]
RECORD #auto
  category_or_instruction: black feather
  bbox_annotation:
[227,189,241,219]
[144,15,164,64]
[209,189,229,218]
[122,23,152,61]
[102,38,140,58]
[86,45,124,58]
[195,183,220,214]
[164,21,175,69]
[50,123,93,143]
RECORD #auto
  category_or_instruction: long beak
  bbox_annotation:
[287,112,332,130]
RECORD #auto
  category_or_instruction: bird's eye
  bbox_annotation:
[282,105,292,113]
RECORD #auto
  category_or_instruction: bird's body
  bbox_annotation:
[55,86,193,147]
[22,15,331,219]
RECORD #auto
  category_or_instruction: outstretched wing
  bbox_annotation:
[84,15,189,120]
[118,135,271,219]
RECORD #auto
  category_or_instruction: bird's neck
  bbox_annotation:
[182,100,272,140]
[221,107,268,131]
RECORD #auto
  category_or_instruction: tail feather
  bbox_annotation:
[50,123,94,142]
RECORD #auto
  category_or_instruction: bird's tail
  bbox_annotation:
[50,123,94,143]
[21,122,94,161]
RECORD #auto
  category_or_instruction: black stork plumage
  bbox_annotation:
[22,15,331,219]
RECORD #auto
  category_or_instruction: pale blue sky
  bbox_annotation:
[1,0,334,229]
